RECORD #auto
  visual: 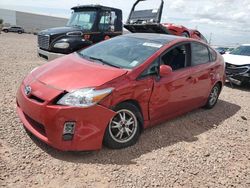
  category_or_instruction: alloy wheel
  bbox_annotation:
[209,86,219,106]
[109,109,138,143]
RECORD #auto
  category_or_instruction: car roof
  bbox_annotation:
[123,33,184,44]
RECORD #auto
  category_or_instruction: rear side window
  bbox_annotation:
[209,48,217,62]
[191,43,210,66]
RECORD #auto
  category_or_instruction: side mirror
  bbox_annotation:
[160,65,172,77]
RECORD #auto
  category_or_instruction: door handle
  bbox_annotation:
[143,88,151,92]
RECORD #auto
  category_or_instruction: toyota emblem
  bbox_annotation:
[24,85,32,96]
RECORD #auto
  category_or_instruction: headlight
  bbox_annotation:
[57,88,114,107]
[66,31,83,36]
[53,42,69,49]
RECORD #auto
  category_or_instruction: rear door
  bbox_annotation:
[187,42,216,106]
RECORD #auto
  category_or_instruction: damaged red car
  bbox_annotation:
[162,23,208,42]
[16,33,225,151]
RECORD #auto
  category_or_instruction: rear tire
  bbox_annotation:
[18,30,22,34]
[204,83,221,109]
[3,29,8,33]
[103,103,142,149]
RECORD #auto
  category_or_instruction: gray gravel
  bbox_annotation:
[0,33,250,188]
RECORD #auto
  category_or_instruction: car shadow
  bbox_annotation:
[225,81,250,91]
[28,99,241,165]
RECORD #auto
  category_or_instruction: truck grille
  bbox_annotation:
[38,34,50,50]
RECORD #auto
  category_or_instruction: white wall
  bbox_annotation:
[16,11,68,32]
[0,8,16,25]
[0,8,68,32]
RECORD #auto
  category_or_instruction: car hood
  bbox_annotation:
[31,53,128,91]
[38,26,82,36]
[223,54,250,66]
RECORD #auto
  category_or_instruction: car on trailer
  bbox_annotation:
[124,0,207,43]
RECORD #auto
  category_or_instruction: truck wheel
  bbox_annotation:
[103,103,142,149]
[3,29,8,33]
[18,30,22,34]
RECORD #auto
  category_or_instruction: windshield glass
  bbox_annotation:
[67,11,97,30]
[230,46,250,56]
[78,36,163,69]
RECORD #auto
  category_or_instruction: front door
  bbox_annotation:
[149,43,197,124]
[9,27,16,32]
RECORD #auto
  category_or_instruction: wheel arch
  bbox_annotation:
[215,81,223,93]
[182,30,190,37]
[114,99,144,130]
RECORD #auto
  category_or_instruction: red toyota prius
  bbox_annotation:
[16,33,225,151]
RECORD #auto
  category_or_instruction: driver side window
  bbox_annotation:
[161,44,189,71]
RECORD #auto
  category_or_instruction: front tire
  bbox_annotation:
[103,103,142,149]
[204,83,221,109]
[3,29,8,33]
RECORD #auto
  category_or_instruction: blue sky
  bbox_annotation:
[0,0,250,46]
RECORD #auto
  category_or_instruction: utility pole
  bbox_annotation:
[209,32,213,45]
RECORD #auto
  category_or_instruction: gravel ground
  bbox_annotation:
[0,33,250,188]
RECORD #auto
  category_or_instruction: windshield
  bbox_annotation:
[230,46,250,56]
[67,11,97,30]
[78,36,163,69]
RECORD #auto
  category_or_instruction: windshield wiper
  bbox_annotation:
[88,56,121,68]
[77,53,121,68]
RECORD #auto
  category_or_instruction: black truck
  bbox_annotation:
[37,5,123,61]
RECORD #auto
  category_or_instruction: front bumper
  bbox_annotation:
[227,74,250,85]
[37,48,65,61]
[226,63,250,85]
[16,84,116,151]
